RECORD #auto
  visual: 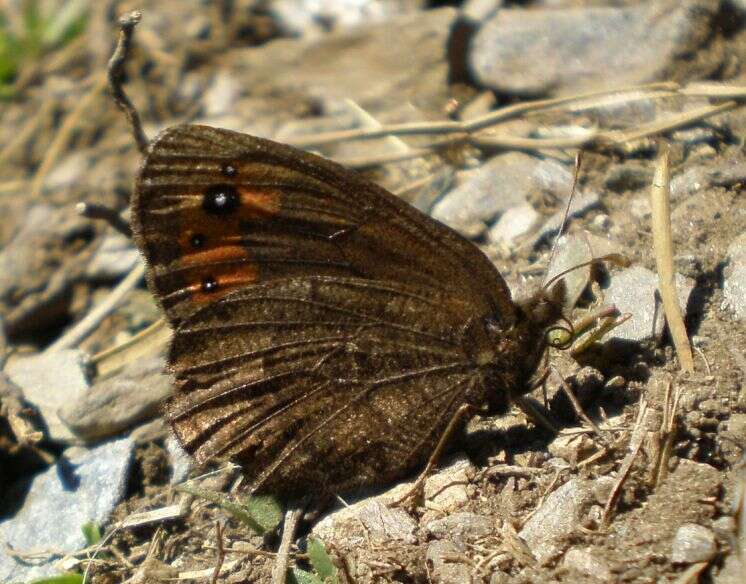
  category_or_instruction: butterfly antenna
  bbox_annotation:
[543,150,584,287]
[107,10,149,154]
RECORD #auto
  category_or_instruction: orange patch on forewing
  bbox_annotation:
[178,245,259,304]
[237,188,281,219]
[173,187,281,305]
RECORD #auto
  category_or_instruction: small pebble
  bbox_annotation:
[563,547,613,581]
[592,476,617,505]
[591,214,610,230]
[671,523,717,564]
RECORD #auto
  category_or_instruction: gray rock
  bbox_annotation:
[411,167,456,214]
[519,478,594,564]
[604,265,694,343]
[271,0,422,37]
[545,232,622,312]
[547,432,594,464]
[723,234,746,321]
[630,196,652,221]
[562,547,613,581]
[203,70,242,117]
[424,454,475,512]
[231,7,455,112]
[711,515,736,537]
[670,165,714,201]
[129,417,169,444]
[426,540,470,584]
[59,356,172,443]
[166,435,193,484]
[487,203,540,247]
[671,157,746,201]
[5,350,90,443]
[313,495,418,546]
[86,231,141,280]
[425,512,493,545]
[671,523,717,564]
[0,437,134,583]
[470,0,716,95]
[0,205,91,335]
[592,476,617,506]
[532,190,600,246]
[432,152,576,239]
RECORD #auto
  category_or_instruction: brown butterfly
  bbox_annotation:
[131,124,568,498]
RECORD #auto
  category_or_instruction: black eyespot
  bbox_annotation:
[203,185,239,215]
[201,276,218,293]
[190,233,205,248]
[221,163,237,177]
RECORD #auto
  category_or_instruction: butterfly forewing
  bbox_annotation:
[132,124,516,328]
[167,276,488,495]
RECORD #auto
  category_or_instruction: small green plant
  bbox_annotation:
[0,0,88,98]
[175,484,284,535]
[289,538,338,584]
[80,521,102,546]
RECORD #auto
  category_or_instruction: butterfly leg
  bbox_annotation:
[388,402,474,509]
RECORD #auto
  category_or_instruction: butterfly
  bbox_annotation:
[131,124,568,499]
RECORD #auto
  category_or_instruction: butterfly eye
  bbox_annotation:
[201,276,218,293]
[203,185,239,215]
[190,233,205,248]
[545,323,574,350]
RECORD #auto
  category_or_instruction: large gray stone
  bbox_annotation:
[5,350,90,443]
[86,231,141,280]
[313,494,418,546]
[432,152,577,238]
[671,523,717,564]
[604,266,694,343]
[425,512,493,545]
[59,356,172,443]
[470,0,717,95]
[228,7,456,113]
[0,437,134,583]
[519,478,594,564]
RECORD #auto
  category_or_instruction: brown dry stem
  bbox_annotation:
[650,144,695,373]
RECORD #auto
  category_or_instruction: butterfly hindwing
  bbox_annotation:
[166,276,488,495]
[132,124,516,328]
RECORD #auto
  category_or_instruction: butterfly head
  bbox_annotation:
[512,277,571,363]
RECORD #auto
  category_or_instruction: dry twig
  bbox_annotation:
[650,144,695,372]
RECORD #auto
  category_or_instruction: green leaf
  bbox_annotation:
[29,574,84,584]
[240,494,284,533]
[288,567,324,584]
[307,538,337,583]
[174,485,282,535]
[81,521,102,546]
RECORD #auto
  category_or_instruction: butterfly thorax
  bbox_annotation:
[463,284,566,415]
